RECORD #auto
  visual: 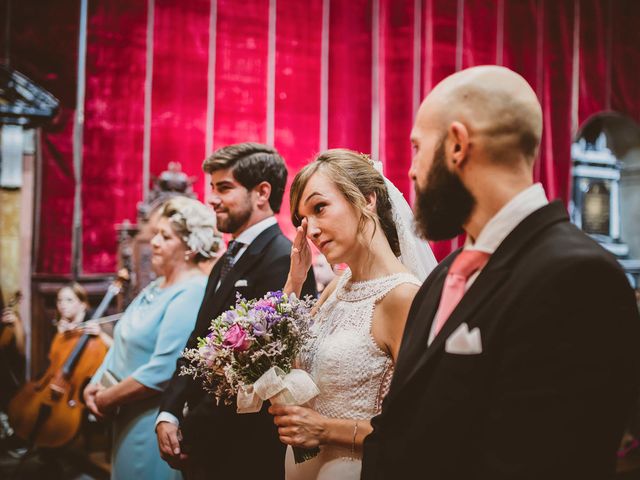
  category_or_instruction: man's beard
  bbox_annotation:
[216,197,253,234]
[413,139,476,241]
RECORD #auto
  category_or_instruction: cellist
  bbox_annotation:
[54,283,112,347]
[6,282,116,458]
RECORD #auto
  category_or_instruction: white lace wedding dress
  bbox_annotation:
[285,269,421,480]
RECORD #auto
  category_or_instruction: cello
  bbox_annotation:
[8,271,128,448]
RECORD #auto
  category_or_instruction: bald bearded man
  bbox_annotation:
[361,66,640,479]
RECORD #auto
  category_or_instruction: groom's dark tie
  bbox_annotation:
[219,240,244,283]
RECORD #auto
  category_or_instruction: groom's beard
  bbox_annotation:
[413,139,476,241]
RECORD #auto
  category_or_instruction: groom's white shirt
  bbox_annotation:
[427,183,548,345]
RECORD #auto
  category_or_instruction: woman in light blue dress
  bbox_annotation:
[84,197,221,480]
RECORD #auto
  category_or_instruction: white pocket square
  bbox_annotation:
[234,279,248,287]
[445,323,482,355]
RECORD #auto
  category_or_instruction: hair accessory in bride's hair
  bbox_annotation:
[358,152,373,165]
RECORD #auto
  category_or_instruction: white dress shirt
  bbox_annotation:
[156,216,278,428]
[214,216,278,291]
[427,183,549,345]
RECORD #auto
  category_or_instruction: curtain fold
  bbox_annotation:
[212,0,269,149]
[578,0,607,124]
[611,0,640,123]
[502,0,538,86]
[327,0,372,153]
[82,0,147,273]
[379,0,415,200]
[273,0,323,238]
[462,0,498,68]
[150,0,210,201]
[539,0,574,202]
[12,0,638,273]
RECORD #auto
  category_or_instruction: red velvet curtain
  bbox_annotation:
[213,0,269,148]
[327,0,372,153]
[8,0,638,274]
[378,0,415,202]
[502,0,538,88]
[578,0,608,124]
[462,0,497,69]
[273,0,323,238]
[82,0,147,273]
[539,0,574,202]
[150,0,210,201]
[610,0,640,121]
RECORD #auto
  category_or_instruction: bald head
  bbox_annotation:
[414,66,542,165]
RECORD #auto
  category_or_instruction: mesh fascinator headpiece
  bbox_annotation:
[163,196,221,259]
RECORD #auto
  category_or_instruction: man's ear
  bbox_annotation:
[253,181,272,208]
[447,121,470,169]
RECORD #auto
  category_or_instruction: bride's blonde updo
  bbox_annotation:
[290,149,400,256]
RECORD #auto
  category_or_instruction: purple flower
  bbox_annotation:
[267,290,284,301]
[198,345,220,368]
[224,310,239,323]
[252,321,266,337]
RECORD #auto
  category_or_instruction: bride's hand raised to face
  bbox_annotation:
[284,218,312,297]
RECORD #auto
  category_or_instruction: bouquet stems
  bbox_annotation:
[293,446,320,464]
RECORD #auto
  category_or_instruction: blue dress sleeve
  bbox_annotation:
[130,281,205,391]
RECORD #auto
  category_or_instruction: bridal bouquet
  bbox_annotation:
[180,290,320,462]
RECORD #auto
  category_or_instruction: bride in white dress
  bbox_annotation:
[271,149,437,480]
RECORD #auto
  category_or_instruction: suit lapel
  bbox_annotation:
[391,201,569,396]
[395,266,447,371]
[210,224,282,314]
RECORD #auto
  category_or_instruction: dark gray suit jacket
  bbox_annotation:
[362,201,640,480]
[160,223,316,479]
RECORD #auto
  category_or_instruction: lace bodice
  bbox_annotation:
[300,269,421,421]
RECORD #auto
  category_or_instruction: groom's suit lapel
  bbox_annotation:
[391,201,569,396]
[209,224,281,317]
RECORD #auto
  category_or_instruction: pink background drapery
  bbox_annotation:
[82,0,147,273]
[4,0,640,273]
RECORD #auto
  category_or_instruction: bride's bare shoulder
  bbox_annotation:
[311,271,343,314]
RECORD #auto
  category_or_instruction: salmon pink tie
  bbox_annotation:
[432,250,491,337]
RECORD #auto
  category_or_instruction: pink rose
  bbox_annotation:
[222,323,251,351]
[255,299,276,309]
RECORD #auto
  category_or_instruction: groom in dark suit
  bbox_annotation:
[156,143,316,480]
[362,66,640,479]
